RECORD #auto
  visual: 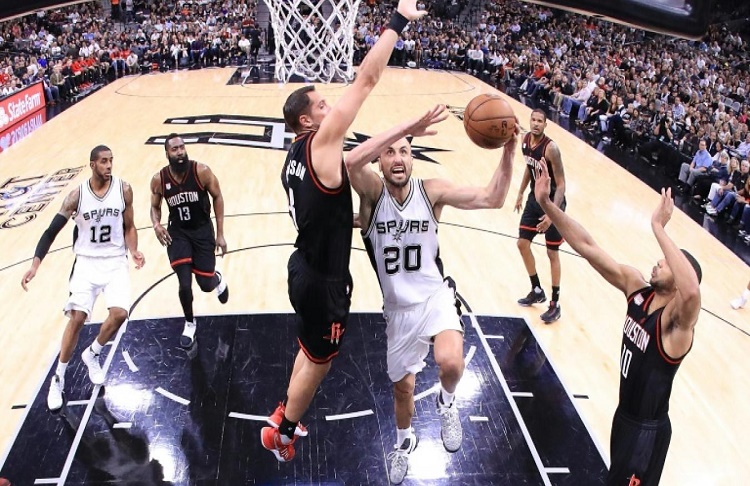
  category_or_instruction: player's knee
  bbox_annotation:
[178,284,193,298]
[546,246,561,259]
[68,311,87,329]
[393,377,415,400]
[437,354,464,379]
[195,275,216,292]
[517,238,531,251]
[109,307,128,324]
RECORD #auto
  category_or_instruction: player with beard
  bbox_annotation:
[346,105,518,484]
[150,133,229,348]
[534,163,702,486]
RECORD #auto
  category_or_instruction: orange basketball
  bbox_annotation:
[463,94,516,149]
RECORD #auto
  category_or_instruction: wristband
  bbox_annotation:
[388,11,409,35]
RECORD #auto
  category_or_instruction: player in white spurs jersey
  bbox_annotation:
[345,105,519,484]
[21,145,145,412]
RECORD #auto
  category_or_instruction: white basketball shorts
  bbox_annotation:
[64,254,130,321]
[384,280,464,383]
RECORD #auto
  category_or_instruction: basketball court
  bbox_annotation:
[0,66,747,484]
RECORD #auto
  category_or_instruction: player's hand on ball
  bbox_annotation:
[397,0,428,21]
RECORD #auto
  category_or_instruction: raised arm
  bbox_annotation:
[534,162,644,295]
[345,104,448,202]
[198,164,226,256]
[21,187,79,290]
[122,181,145,269]
[652,188,701,355]
[312,1,427,180]
[150,172,172,247]
[425,123,519,212]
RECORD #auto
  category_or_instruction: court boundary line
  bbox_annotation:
[458,296,552,486]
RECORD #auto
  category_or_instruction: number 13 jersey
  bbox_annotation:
[363,179,444,309]
[160,161,212,231]
[73,177,126,257]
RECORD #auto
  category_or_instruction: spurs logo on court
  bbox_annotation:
[146,115,449,163]
[0,167,84,229]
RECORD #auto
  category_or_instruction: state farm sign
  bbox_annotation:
[0,82,44,130]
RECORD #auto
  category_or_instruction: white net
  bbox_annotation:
[263,0,362,83]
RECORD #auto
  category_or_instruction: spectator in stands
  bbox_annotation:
[678,139,713,191]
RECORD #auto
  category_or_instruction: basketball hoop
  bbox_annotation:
[263,0,362,83]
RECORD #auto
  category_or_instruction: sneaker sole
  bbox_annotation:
[518,298,547,307]
[441,429,461,453]
[260,429,291,462]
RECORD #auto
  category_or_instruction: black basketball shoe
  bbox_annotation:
[540,302,561,323]
[518,288,546,306]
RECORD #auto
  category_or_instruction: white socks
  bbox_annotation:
[440,387,455,407]
[396,427,411,447]
[90,339,104,356]
[56,360,68,380]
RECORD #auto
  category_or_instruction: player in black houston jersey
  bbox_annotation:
[150,133,229,348]
[514,109,567,324]
[534,164,702,486]
[260,0,428,464]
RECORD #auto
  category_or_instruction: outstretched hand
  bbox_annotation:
[397,0,428,21]
[408,104,448,138]
[533,158,552,204]
[651,188,674,228]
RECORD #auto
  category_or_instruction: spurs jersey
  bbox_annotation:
[619,286,691,419]
[160,161,212,231]
[363,179,443,309]
[281,130,353,277]
[522,132,557,200]
[73,177,126,257]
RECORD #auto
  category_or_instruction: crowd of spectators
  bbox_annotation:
[1,0,750,242]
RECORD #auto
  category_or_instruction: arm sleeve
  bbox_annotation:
[34,213,68,261]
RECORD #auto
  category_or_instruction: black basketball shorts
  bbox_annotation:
[287,250,353,364]
[519,195,566,249]
[607,409,672,486]
[167,223,217,277]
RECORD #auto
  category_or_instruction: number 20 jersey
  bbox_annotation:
[362,179,444,309]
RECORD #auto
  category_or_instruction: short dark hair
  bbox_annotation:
[164,133,181,150]
[283,85,315,134]
[90,145,111,161]
[680,249,702,284]
[531,108,546,122]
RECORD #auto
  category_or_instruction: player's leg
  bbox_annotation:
[541,225,564,323]
[261,253,352,462]
[48,309,88,411]
[81,256,132,385]
[389,373,418,485]
[168,233,198,347]
[385,305,427,484]
[518,199,546,306]
[192,225,228,303]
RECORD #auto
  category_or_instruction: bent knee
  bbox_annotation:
[109,307,129,323]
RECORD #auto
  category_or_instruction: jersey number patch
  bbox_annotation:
[620,344,633,379]
[178,206,191,221]
[89,225,112,243]
[383,245,422,275]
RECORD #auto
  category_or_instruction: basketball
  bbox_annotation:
[463,94,516,149]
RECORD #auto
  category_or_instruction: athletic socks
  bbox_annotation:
[90,339,103,356]
[396,427,411,447]
[530,274,542,294]
[439,387,455,407]
[56,360,68,379]
[552,286,560,303]
[279,416,297,444]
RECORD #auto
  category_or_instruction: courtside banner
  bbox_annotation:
[0,82,45,132]
[0,109,47,154]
